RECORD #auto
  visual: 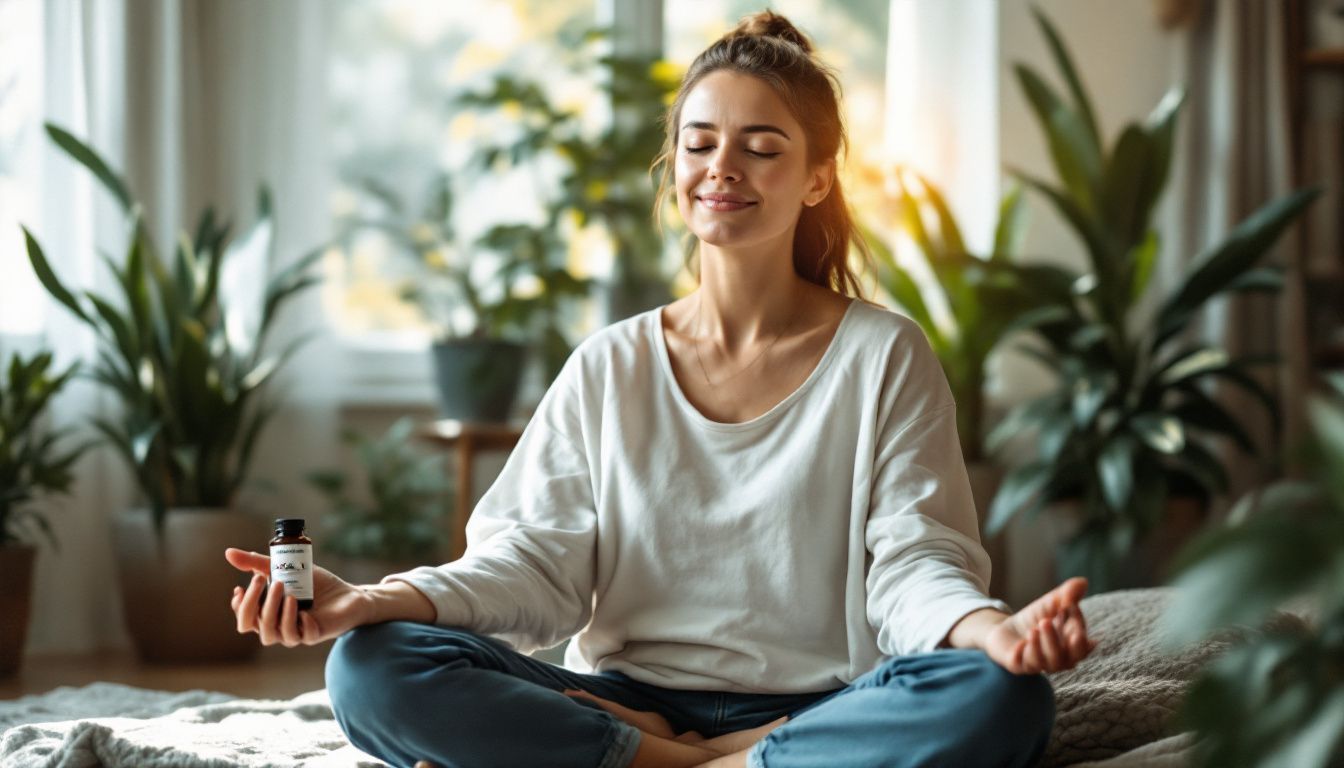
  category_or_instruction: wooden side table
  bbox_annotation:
[419,419,525,560]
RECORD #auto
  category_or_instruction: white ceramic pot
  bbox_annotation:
[114,507,264,663]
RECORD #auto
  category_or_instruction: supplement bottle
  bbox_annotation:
[269,518,314,610]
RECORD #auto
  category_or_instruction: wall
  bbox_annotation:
[995,0,1182,606]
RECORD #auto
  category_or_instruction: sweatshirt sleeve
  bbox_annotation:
[382,363,596,654]
[864,330,1010,656]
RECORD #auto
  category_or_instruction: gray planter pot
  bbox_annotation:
[0,544,36,677]
[114,508,262,663]
[431,338,527,423]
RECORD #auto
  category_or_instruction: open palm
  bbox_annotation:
[226,548,372,646]
[984,577,1096,675]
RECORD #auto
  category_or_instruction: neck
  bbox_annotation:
[694,237,806,351]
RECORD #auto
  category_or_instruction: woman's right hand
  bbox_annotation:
[225,548,373,646]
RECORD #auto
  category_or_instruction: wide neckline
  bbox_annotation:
[650,299,858,432]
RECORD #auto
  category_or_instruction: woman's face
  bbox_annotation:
[674,70,832,253]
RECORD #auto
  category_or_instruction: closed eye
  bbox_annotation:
[684,146,781,159]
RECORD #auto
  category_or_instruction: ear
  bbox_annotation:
[803,158,835,207]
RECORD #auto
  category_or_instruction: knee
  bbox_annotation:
[325,622,480,723]
[956,653,1055,761]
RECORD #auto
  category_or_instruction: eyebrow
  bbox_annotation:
[681,121,792,140]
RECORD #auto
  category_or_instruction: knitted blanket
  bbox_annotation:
[1041,588,1308,766]
[0,683,383,768]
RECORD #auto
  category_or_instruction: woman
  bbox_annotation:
[226,12,1094,768]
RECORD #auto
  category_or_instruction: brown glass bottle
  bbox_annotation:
[269,518,314,610]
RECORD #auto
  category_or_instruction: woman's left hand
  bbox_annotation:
[984,577,1096,675]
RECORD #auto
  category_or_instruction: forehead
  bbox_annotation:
[679,70,800,134]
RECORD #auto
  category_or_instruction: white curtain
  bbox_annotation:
[20,0,341,654]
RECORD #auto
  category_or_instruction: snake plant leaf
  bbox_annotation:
[1008,169,1114,275]
[991,185,1028,261]
[1101,125,1154,249]
[261,246,326,332]
[1130,413,1185,454]
[44,122,134,214]
[985,460,1055,536]
[23,227,92,326]
[986,392,1066,453]
[1098,433,1137,513]
[1136,88,1183,228]
[1015,64,1101,214]
[1029,5,1103,156]
[865,226,939,347]
[1128,229,1160,303]
[909,169,966,257]
[85,292,137,363]
[1154,187,1321,349]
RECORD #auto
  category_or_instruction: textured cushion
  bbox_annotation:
[1041,588,1308,767]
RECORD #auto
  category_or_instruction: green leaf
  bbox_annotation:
[1154,188,1320,349]
[23,227,93,326]
[1029,6,1103,157]
[1130,413,1185,454]
[985,461,1055,535]
[910,169,966,257]
[1097,433,1137,513]
[45,123,134,213]
[991,185,1027,260]
[1129,229,1160,303]
[1310,394,1344,510]
[1260,686,1344,768]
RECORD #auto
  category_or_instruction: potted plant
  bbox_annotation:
[306,417,453,585]
[983,9,1319,591]
[455,27,682,323]
[23,123,322,662]
[1160,373,1344,767]
[342,173,592,420]
[0,350,87,677]
[863,167,1040,598]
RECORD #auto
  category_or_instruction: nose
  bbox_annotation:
[707,147,741,183]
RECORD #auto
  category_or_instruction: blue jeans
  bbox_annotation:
[326,622,1054,768]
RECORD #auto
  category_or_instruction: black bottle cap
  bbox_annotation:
[274,518,306,535]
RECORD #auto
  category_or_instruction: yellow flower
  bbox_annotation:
[585,180,609,202]
[648,59,682,85]
[423,248,448,269]
[500,100,524,121]
[411,223,436,245]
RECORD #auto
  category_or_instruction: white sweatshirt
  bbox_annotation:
[387,299,1008,694]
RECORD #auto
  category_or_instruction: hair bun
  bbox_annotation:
[727,10,814,54]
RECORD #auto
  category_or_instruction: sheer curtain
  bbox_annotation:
[20,0,340,654]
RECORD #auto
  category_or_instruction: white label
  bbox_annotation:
[270,543,314,601]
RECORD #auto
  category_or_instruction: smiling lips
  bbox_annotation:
[697,193,757,212]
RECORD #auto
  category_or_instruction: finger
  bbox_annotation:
[299,610,320,644]
[225,548,271,578]
[1037,618,1065,671]
[237,574,266,634]
[1021,627,1043,674]
[280,595,301,647]
[1064,605,1090,659]
[258,581,285,645]
[1010,638,1027,673]
[231,586,243,613]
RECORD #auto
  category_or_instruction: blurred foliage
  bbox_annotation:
[24,124,322,531]
[1161,374,1344,768]
[866,167,1040,462]
[457,26,682,321]
[340,170,593,382]
[0,350,88,548]
[307,417,451,562]
[984,8,1318,590]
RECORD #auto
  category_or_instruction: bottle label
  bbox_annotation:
[270,544,314,601]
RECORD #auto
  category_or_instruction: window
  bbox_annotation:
[0,0,44,337]
[324,0,599,347]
